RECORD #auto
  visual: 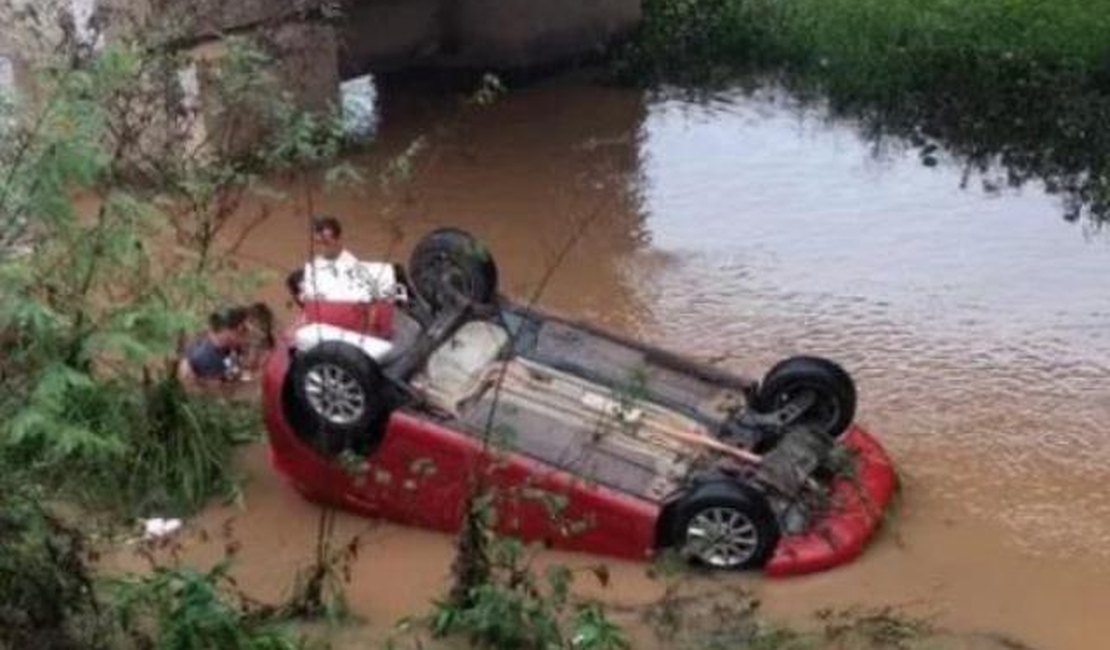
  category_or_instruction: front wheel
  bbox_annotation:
[286,341,392,455]
[754,356,856,440]
[670,481,780,570]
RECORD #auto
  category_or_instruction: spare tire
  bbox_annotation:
[755,356,856,440]
[408,228,498,315]
[285,341,392,456]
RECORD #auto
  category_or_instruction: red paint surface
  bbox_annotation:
[302,300,394,338]
[765,426,898,577]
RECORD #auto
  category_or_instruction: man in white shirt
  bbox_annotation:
[301,216,360,300]
[297,215,403,306]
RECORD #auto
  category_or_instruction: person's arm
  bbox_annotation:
[176,355,195,385]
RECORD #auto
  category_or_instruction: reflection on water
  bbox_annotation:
[340,74,378,141]
[217,75,1110,650]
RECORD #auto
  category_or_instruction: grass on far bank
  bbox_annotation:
[618,0,1110,223]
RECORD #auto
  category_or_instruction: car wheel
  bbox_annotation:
[286,341,391,455]
[408,228,498,315]
[755,356,856,440]
[671,481,780,570]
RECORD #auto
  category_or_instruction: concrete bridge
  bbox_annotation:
[168,0,642,142]
[343,0,640,77]
[2,0,640,158]
[4,0,640,96]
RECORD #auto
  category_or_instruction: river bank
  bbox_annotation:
[7,10,1110,646]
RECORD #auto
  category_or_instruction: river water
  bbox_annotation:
[169,75,1110,648]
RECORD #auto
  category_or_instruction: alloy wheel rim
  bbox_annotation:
[685,507,760,567]
[304,363,366,425]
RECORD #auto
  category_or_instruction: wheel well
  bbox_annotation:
[654,495,682,551]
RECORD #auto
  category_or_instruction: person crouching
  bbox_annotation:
[177,307,249,392]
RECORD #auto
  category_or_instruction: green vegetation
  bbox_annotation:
[624,0,1110,92]
[1,473,312,650]
[0,13,344,518]
[0,8,344,648]
[391,529,628,650]
[618,0,1110,222]
[109,562,305,650]
[0,476,106,649]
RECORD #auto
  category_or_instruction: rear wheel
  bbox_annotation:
[408,228,498,315]
[286,341,392,455]
[671,481,780,570]
[755,356,856,440]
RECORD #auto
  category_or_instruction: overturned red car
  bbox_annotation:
[262,229,897,576]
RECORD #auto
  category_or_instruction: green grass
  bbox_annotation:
[627,0,1110,92]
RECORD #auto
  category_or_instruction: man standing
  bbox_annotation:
[294,215,400,337]
[301,216,363,301]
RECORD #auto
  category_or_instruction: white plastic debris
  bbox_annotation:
[142,517,183,540]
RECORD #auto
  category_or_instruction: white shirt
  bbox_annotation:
[302,250,400,302]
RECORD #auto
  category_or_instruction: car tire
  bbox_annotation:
[670,481,780,570]
[755,356,856,440]
[408,228,498,315]
[286,341,391,456]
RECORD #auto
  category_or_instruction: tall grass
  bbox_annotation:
[1,361,255,518]
[772,0,1109,104]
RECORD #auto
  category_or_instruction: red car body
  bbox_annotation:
[262,301,897,577]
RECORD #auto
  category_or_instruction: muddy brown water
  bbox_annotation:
[120,77,1110,648]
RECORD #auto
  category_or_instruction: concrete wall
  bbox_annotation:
[98,0,325,39]
[0,0,74,105]
[3,0,639,162]
[130,0,641,77]
[181,22,341,158]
